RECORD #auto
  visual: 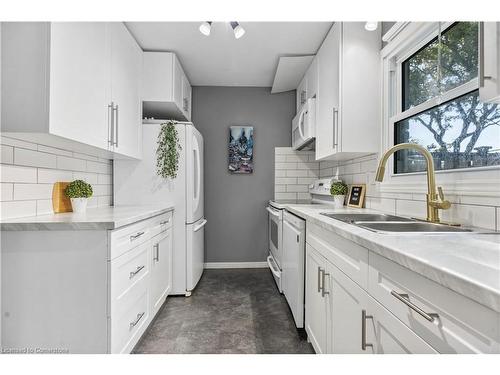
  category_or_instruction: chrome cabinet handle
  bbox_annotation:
[160,219,170,225]
[317,267,322,293]
[391,291,439,322]
[321,271,330,297]
[130,231,145,241]
[108,102,114,146]
[153,243,159,262]
[129,265,145,279]
[361,309,373,351]
[129,312,145,329]
[113,104,119,147]
[332,108,339,147]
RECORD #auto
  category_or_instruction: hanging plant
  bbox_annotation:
[156,121,182,179]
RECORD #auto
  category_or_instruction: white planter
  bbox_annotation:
[70,198,88,213]
[333,195,345,209]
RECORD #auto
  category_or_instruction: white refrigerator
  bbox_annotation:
[114,121,205,296]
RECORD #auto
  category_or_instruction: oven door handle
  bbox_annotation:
[267,256,281,279]
[266,206,281,218]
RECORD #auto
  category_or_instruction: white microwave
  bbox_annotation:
[292,97,316,150]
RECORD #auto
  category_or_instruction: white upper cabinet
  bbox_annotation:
[296,58,318,112]
[1,22,142,159]
[315,22,381,161]
[479,22,500,104]
[109,22,143,159]
[142,52,192,121]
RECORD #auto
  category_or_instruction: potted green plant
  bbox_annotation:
[156,121,182,179]
[65,180,93,213]
[330,181,348,209]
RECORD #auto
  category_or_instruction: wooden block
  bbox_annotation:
[52,182,72,213]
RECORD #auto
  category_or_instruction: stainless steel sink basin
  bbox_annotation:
[320,213,415,223]
[355,221,473,233]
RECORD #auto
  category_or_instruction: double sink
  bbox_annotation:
[320,213,474,234]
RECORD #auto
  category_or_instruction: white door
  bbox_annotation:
[306,57,318,99]
[315,22,341,160]
[305,244,329,354]
[173,55,184,112]
[48,22,110,150]
[109,22,142,159]
[282,214,305,328]
[186,217,207,292]
[186,125,204,224]
[150,229,173,317]
[365,295,437,354]
[330,263,370,354]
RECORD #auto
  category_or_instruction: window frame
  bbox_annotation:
[379,22,500,198]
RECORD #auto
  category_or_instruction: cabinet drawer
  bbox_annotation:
[306,222,368,289]
[368,252,500,353]
[110,274,150,353]
[110,219,152,260]
[110,240,150,301]
[149,211,173,239]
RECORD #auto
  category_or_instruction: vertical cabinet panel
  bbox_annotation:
[305,244,329,354]
[109,22,142,159]
[182,73,192,121]
[315,22,341,160]
[296,76,308,111]
[49,22,110,150]
[480,22,500,104]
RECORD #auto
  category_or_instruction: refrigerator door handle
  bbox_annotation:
[193,219,207,232]
[192,135,201,214]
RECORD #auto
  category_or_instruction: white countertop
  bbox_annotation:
[0,205,175,231]
[281,204,500,313]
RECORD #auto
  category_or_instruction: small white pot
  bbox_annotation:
[70,198,88,213]
[333,195,345,209]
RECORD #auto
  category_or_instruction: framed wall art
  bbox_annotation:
[228,126,254,174]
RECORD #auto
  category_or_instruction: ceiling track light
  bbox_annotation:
[365,22,378,31]
[230,21,246,39]
[199,21,212,36]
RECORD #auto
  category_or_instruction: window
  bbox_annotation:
[394,22,500,174]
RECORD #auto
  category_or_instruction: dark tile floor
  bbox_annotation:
[133,268,314,354]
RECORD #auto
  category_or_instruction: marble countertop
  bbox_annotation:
[282,204,500,313]
[0,205,175,231]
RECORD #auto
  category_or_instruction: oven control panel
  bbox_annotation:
[309,178,342,196]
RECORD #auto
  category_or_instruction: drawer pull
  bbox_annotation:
[160,220,170,225]
[130,231,145,241]
[361,309,373,351]
[129,265,145,279]
[391,291,439,322]
[129,312,145,329]
[321,271,330,297]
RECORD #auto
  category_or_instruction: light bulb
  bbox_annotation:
[365,22,378,31]
[230,22,245,39]
[199,21,212,36]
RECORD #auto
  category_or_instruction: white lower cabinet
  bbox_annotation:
[305,244,329,354]
[150,228,173,318]
[305,225,500,354]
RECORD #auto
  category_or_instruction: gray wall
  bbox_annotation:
[192,86,295,263]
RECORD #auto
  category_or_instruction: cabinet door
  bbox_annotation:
[306,58,318,99]
[49,22,110,150]
[305,244,328,354]
[330,263,369,354]
[480,22,500,104]
[150,229,173,317]
[110,22,142,159]
[173,55,184,112]
[315,23,341,160]
[296,76,308,111]
[365,295,437,354]
[182,73,192,121]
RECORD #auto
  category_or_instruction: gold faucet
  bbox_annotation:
[375,143,451,223]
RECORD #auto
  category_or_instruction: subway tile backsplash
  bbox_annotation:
[318,153,499,231]
[0,136,113,219]
[274,148,319,202]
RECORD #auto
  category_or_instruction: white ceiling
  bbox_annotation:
[126,22,332,87]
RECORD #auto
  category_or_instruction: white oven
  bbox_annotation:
[266,204,283,292]
[292,97,316,150]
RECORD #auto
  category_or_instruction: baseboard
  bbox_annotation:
[204,262,268,269]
